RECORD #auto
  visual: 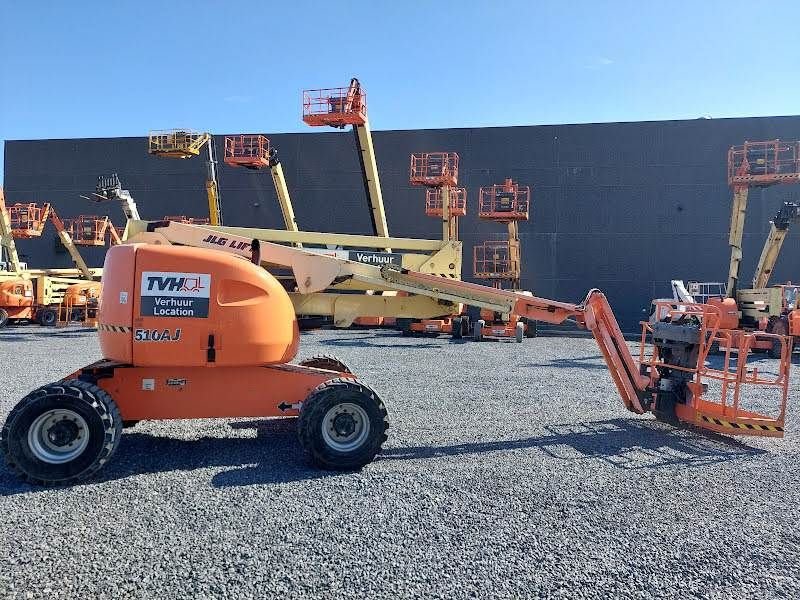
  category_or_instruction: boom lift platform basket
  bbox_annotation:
[479,180,531,221]
[425,187,467,217]
[148,130,210,159]
[473,240,521,281]
[224,135,272,169]
[8,203,49,238]
[410,152,459,187]
[728,140,800,186]
[302,86,367,128]
[64,216,120,246]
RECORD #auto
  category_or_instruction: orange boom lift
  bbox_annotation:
[471,178,536,342]
[1,220,789,485]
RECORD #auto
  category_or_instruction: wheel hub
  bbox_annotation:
[321,402,371,452]
[27,409,90,464]
[46,419,80,447]
[332,413,357,438]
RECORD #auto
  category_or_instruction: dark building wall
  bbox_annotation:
[5,116,800,332]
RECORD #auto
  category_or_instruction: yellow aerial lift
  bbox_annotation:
[223,134,302,247]
[0,188,23,274]
[752,201,800,289]
[148,130,222,226]
[674,141,800,356]
[726,140,800,296]
[302,78,390,251]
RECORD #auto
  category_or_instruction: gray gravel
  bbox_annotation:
[1,325,800,599]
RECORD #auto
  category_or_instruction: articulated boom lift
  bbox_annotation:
[752,201,800,289]
[6,202,92,279]
[0,188,23,274]
[2,219,788,484]
[148,129,222,226]
[89,174,141,241]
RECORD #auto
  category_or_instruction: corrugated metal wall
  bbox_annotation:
[5,115,800,331]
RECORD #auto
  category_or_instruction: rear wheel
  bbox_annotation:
[522,317,537,338]
[299,354,352,373]
[37,307,57,327]
[298,378,388,470]
[768,318,789,359]
[1,379,123,485]
[0,308,8,328]
[451,317,463,339]
[396,318,414,337]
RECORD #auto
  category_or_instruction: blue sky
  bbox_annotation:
[1,0,799,180]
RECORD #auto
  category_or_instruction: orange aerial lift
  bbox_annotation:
[471,178,535,342]
[5,202,93,279]
[63,215,122,246]
[399,152,468,336]
[148,130,222,225]
[1,220,789,485]
[0,190,100,327]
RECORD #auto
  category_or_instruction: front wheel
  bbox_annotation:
[768,318,789,359]
[298,378,388,470]
[515,321,525,343]
[0,308,8,328]
[1,379,123,485]
[37,307,57,327]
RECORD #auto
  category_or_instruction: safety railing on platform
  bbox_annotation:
[728,140,800,186]
[409,152,459,187]
[425,187,467,217]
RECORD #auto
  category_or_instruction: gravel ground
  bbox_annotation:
[1,325,799,599]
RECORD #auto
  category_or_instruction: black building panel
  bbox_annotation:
[4,115,800,332]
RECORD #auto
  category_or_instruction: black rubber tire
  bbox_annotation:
[37,307,57,327]
[515,321,525,343]
[474,319,485,342]
[396,318,415,337]
[451,317,463,339]
[299,354,352,373]
[298,378,388,471]
[1,379,123,485]
[522,318,537,338]
[768,318,789,359]
[0,308,8,328]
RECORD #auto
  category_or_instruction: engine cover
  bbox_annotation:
[98,243,299,367]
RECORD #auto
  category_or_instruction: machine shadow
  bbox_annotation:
[382,418,767,470]
[0,418,337,496]
[320,335,440,349]
[0,329,95,343]
[522,355,608,371]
